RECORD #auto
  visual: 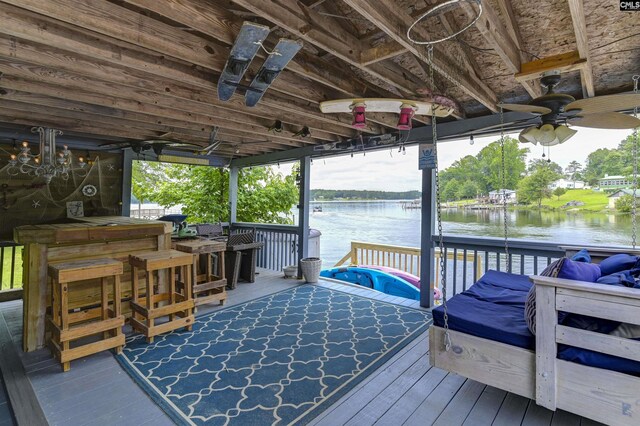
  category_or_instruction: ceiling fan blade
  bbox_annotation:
[497,103,552,115]
[565,93,640,115]
[99,141,132,149]
[568,112,640,129]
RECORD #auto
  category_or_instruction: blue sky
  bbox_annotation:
[275,128,633,191]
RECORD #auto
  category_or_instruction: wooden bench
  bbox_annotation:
[47,258,125,372]
[175,240,227,308]
[129,250,195,343]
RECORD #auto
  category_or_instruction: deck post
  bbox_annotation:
[297,156,311,277]
[420,168,436,308]
[229,166,238,224]
[121,148,133,217]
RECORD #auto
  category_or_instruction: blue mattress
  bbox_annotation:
[433,270,640,375]
[433,270,534,349]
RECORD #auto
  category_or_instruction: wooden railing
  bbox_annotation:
[334,241,481,281]
[1,242,23,291]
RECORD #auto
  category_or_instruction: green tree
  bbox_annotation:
[528,159,563,176]
[583,148,612,185]
[131,161,163,213]
[476,137,529,192]
[456,181,479,200]
[518,164,561,208]
[615,194,637,213]
[442,178,460,201]
[440,138,528,195]
[553,187,567,200]
[565,160,582,182]
[134,162,299,224]
[236,165,299,224]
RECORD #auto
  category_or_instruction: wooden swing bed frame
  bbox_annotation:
[429,247,640,426]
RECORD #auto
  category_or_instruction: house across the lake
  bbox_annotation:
[599,174,632,190]
[549,178,586,189]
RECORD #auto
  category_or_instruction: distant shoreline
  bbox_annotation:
[311,199,416,203]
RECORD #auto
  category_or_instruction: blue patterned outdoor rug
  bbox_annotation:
[117,284,431,425]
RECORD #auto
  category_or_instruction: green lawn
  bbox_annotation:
[1,246,23,291]
[540,189,609,211]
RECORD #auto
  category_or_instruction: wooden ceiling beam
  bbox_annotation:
[0,108,270,157]
[0,35,362,141]
[0,59,338,142]
[229,0,422,95]
[343,0,498,112]
[0,0,385,135]
[460,0,541,99]
[567,0,595,98]
[360,41,408,66]
[117,0,397,129]
[0,89,304,153]
[0,98,296,153]
[493,0,541,97]
[0,72,321,147]
[0,36,352,140]
[120,0,369,97]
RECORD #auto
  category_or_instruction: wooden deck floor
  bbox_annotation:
[0,269,601,426]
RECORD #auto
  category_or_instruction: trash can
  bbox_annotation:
[308,228,321,258]
[299,257,322,283]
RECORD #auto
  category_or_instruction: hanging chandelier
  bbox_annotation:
[7,127,85,183]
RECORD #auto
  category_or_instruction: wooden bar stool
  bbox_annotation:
[47,258,125,372]
[175,240,227,309]
[129,250,195,343]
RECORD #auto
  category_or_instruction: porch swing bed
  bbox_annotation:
[429,248,640,426]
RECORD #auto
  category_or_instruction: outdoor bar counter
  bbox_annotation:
[14,216,173,352]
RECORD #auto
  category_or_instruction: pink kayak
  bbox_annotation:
[359,265,442,300]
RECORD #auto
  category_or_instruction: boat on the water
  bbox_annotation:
[320,266,420,300]
[313,205,323,212]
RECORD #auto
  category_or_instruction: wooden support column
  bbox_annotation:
[420,167,436,308]
[229,167,238,224]
[121,148,133,217]
[297,156,311,277]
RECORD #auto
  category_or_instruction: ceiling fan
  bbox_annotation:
[499,72,640,146]
[99,139,206,155]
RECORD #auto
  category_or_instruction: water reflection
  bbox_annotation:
[310,201,633,266]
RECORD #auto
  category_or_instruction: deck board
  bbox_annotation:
[0,269,601,425]
[491,393,530,426]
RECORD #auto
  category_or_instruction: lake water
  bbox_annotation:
[309,201,635,266]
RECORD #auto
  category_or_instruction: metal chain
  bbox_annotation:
[633,75,639,249]
[500,106,510,271]
[429,46,450,352]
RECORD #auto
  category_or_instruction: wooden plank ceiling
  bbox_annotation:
[0,0,637,159]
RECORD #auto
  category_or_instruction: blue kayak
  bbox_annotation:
[320,267,420,300]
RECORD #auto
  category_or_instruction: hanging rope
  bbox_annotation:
[500,106,510,271]
[429,46,451,352]
[632,75,639,249]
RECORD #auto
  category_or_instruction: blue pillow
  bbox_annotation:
[570,249,591,263]
[557,258,601,282]
[599,253,639,275]
[597,270,635,287]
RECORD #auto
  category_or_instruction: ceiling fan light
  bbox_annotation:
[519,126,539,144]
[554,125,577,144]
[537,124,556,144]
